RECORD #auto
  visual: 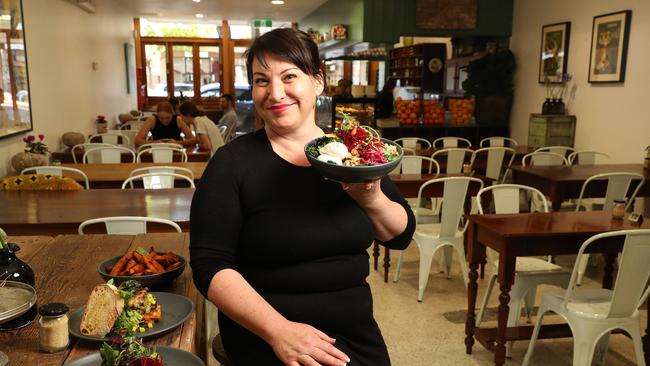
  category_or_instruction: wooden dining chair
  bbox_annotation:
[21,166,90,189]
[78,216,181,234]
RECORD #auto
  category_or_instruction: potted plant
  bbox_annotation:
[461,49,516,125]
[10,134,49,172]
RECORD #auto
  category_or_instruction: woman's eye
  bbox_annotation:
[283,74,297,81]
[254,78,268,85]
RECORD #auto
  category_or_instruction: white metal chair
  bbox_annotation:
[127,167,195,189]
[475,184,572,356]
[394,176,484,301]
[479,136,518,147]
[523,229,650,366]
[568,151,610,165]
[89,133,130,146]
[78,216,182,234]
[521,151,569,166]
[431,148,474,174]
[432,136,472,148]
[136,146,187,163]
[21,166,90,190]
[394,137,432,151]
[469,147,516,184]
[71,143,116,164]
[122,172,195,189]
[574,172,645,286]
[83,146,135,164]
[395,155,440,175]
[136,142,183,153]
[534,145,575,159]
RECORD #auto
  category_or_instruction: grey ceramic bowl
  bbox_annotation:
[98,254,186,290]
[305,138,403,183]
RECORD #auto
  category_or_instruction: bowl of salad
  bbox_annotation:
[305,118,402,183]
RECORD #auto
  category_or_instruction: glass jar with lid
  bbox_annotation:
[38,303,69,353]
[611,200,626,220]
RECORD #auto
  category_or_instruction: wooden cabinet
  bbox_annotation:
[389,43,446,92]
[527,114,576,149]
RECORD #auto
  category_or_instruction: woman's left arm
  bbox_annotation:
[343,177,415,249]
[176,117,197,146]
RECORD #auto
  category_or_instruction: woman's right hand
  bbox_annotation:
[269,320,350,366]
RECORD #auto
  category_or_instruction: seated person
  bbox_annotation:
[217,94,238,143]
[134,101,196,147]
[179,101,224,156]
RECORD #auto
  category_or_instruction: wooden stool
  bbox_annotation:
[212,333,232,366]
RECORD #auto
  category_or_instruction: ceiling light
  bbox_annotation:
[271,0,285,4]
[193,0,201,2]
[195,13,204,18]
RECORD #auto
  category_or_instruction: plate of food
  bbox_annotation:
[305,116,403,183]
[64,336,205,366]
[69,280,194,342]
[98,247,186,290]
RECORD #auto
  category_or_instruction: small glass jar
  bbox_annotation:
[38,303,69,353]
[612,200,626,220]
[462,163,472,174]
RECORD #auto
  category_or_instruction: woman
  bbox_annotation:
[217,93,238,143]
[190,28,414,366]
[179,101,225,155]
[134,101,196,146]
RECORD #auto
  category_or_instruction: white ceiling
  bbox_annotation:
[113,0,328,23]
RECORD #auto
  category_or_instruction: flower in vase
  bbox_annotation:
[23,134,48,154]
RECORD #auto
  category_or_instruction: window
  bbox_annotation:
[145,44,167,97]
[140,19,220,38]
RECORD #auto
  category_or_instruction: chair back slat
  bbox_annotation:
[492,188,521,214]
[106,220,148,235]
[603,175,634,210]
[608,233,650,318]
[401,156,423,174]
[439,179,470,237]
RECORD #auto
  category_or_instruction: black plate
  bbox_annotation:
[305,138,403,183]
[64,346,205,366]
[97,254,186,290]
[68,292,194,342]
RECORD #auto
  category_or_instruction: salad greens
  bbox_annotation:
[100,335,162,366]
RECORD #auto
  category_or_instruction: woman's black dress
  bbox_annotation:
[150,114,182,140]
[190,129,415,365]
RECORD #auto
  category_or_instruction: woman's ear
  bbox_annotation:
[314,75,325,95]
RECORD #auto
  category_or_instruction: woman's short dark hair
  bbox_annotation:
[245,28,323,85]
[179,101,204,117]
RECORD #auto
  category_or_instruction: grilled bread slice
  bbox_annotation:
[79,283,124,337]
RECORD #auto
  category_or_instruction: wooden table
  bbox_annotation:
[0,233,201,365]
[0,188,193,235]
[370,173,491,282]
[511,164,649,211]
[57,162,207,189]
[464,210,650,365]
[51,146,211,163]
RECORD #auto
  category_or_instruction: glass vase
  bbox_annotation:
[542,98,552,114]
[0,243,37,331]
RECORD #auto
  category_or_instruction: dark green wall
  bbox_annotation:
[300,0,513,45]
[299,0,365,50]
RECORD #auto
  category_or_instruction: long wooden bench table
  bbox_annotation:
[0,233,202,365]
[0,188,193,235]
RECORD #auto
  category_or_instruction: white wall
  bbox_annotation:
[0,0,136,176]
[510,0,650,163]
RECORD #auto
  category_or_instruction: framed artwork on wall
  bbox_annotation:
[588,10,632,83]
[538,22,571,83]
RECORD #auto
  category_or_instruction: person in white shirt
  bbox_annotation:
[179,101,225,156]
[217,94,238,143]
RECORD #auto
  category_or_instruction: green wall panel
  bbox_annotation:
[299,0,365,46]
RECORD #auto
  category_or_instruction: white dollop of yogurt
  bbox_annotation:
[319,141,348,160]
[317,154,343,165]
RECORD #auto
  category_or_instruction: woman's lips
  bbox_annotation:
[268,103,293,114]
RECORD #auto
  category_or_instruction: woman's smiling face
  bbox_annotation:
[251,53,323,133]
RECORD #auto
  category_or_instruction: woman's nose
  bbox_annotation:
[267,81,286,101]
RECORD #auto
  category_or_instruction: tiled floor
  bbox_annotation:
[371,243,646,365]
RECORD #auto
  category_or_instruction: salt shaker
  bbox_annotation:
[611,200,626,220]
[39,303,69,353]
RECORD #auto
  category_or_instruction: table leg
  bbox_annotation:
[383,247,390,283]
[550,184,562,212]
[465,222,484,354]
[372,242,379,270]
[602,252,617,289]
[495,253,516,366]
